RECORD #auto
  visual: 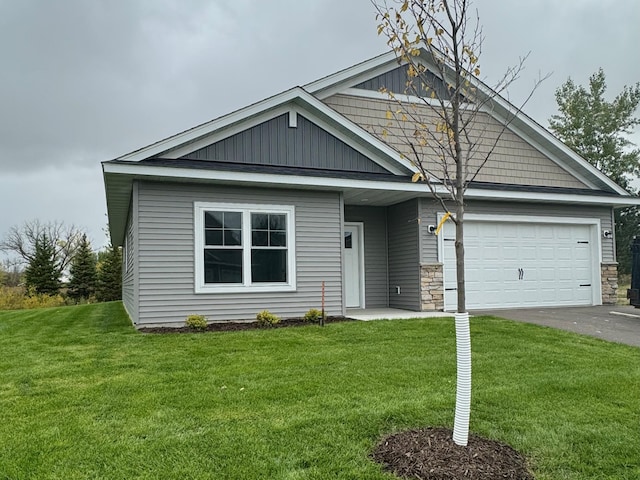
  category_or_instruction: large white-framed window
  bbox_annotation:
[194,202,296,293]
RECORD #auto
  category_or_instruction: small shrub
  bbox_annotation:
[185,314,208,331]
[0,286,66,310]
[304,308,324,323]
[256,310,280,327]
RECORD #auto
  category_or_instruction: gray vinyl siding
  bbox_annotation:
[354,64,452,100]
[419,200,615,263]
[344,205,388,308]
[121,185,139,324]
[135,181,343,326]
[387,199,421,310]
[182,113,390,174]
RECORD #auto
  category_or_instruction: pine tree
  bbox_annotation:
[68,234,97,301]
[96,244,122,302]
[24,234,60,295]
[549,69,640,274]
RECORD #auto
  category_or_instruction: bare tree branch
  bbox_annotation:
[0,219,85,274]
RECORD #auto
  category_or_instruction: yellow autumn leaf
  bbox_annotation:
[386,110,393,120]
[411,172,423,183]
[474,67,480,76]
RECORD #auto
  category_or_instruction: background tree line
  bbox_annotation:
[0,220,121,309]
[549,69,640,276]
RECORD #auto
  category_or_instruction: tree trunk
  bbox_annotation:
[452,198,471,446]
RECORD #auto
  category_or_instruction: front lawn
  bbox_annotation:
[0,303,638,479]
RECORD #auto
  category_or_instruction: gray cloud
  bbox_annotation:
[0,0,638,251]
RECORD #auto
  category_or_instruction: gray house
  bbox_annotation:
[103,50,639,327]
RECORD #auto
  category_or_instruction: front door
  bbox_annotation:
[344,223,364,308]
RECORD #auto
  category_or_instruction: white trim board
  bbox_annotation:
[104,162,640,207]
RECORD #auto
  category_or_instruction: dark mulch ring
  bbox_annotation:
[371,427,534,480]
[138,316,351,334]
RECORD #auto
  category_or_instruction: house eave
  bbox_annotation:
[103,161,639,244]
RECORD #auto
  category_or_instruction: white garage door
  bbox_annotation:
[442,220,597,310]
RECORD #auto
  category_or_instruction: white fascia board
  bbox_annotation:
[464,187,639,206]
[115,85,416,176]
[117,87,306,162]
[304,51,398,97]
[161,94,412,175]
[103,161,640,207]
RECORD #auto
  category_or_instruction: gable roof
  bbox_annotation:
[104,49,639,245]
[114,86,415,176]
[305,49,630,196]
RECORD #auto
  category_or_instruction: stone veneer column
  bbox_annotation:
[601,262,618,305]
[420,263,444,311]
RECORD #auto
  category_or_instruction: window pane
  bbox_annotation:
[224,229,242,246]
[205,230,223,246]
[252,230,268,246]
[224,212,242,229]
[270,231,286,247]
[269,214,286,230]
[251,249,287,283]
[205,211,223,228]
[204,250,242,283]
[251,213,268,230]
[344,232,352,249]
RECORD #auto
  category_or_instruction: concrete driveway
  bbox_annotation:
[474,305,640,347]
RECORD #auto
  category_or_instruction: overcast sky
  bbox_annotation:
[1,0,639,258]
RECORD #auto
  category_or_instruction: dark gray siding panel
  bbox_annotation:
[419,200,615,263]
[344,205,388,308]
[183,114,390,174]
[387,199,421,310]
[354,64,451,99]
[135,181,343,326]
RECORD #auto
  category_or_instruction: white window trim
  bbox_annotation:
[194,202,296,294]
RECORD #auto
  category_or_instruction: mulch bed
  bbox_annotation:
[138,316,351,333]
[371,427,534,480]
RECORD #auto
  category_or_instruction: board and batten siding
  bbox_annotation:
[182,113,390,174]
[135,181,343,326]
[354,64,452,100]
[419,199,615,263]
[387,199,421,310]
[121,188,139,324]
[344,205,388,308]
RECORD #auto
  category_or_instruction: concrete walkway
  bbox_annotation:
[346,308,452,321]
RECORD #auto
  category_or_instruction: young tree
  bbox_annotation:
[374,0,545,445]
[549,70,640,274]
[0,220,84,277]
[68,234,97,301]
[96,244,122,302]
[24,234,60,295]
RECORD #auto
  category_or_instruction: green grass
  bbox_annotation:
[0,303,638,479]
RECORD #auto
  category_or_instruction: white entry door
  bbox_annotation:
[344,223,364,308]
[442,219,598,310]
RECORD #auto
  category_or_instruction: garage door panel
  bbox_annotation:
[443,220,596,310]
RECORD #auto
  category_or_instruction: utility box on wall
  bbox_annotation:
[628,236,640,308]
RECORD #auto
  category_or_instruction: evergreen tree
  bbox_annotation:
[24,234,60,295]
[68,234,97,301]
[549,70,640,274]
[96,244,122,302]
